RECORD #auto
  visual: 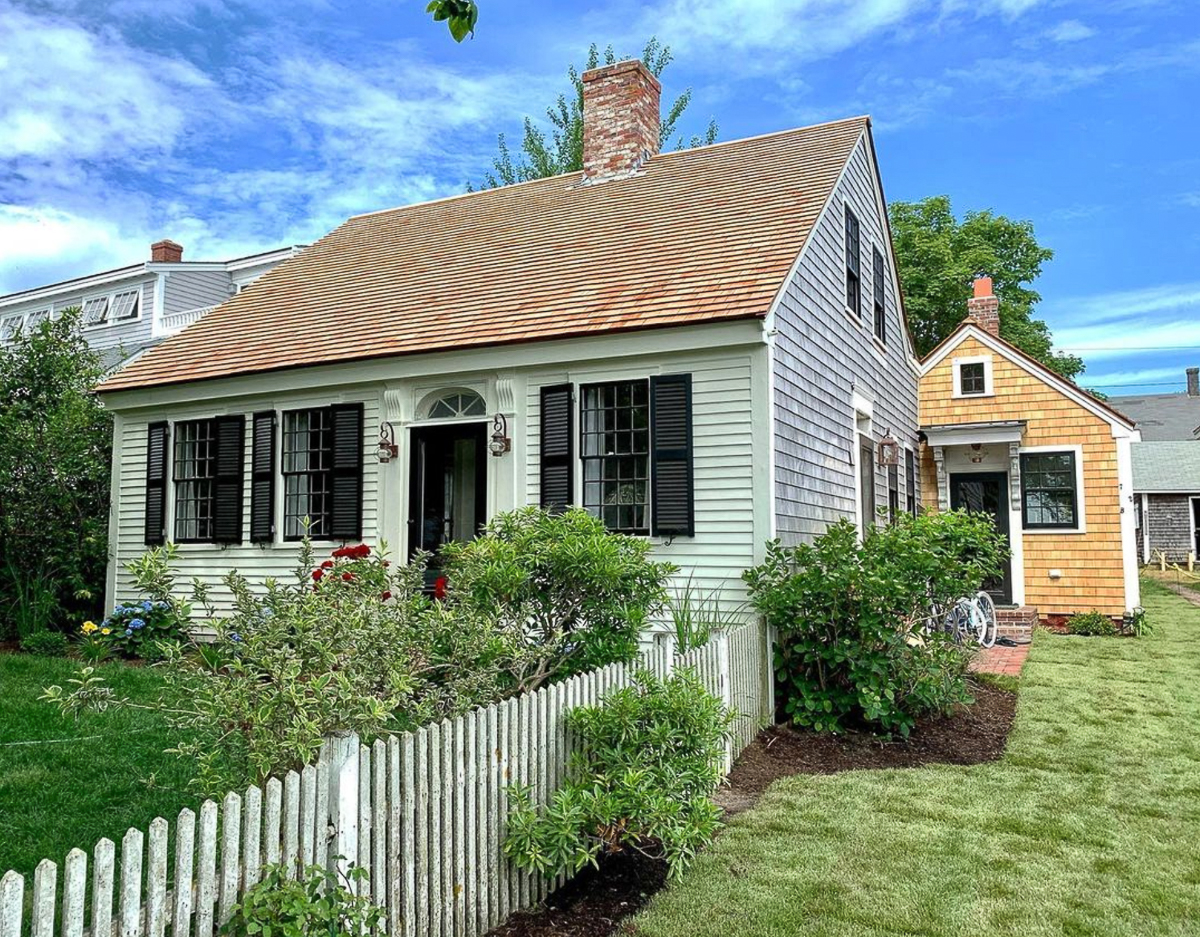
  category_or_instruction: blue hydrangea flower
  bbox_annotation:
[130,618,145,629]
[156,601,169,610]
[124,629,133,637]
[142,600,153,612]
[229,632,242,643]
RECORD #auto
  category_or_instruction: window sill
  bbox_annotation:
[844,306,862,321]
[1023,527,1087,536]
[951,391,995,400]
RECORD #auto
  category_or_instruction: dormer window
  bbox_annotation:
[82,288,140,328]
[952,355,993,398]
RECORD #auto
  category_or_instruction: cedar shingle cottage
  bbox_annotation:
[97,60,921,612]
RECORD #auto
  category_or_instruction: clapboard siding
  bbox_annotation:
[772,134,920,542]
[0,276,158,353]
[524,351,759,609]
[113,391,382,613]
[164,271,233,315]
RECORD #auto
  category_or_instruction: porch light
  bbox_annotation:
[377,422,399,463]
[489,413,511,456]
[878,431,901,466]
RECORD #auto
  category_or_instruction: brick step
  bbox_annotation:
[996,606,1038,638]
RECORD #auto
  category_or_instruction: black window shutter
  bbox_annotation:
[250,411,276,543]
[213,415,246,545]
[329,403,364,540]
[650,374,694,537]
[144,422,169,546]
[539,384,573,514]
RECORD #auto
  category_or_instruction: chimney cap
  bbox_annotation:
[580,58,662,92]
[150,239,184,263]
[972,276,994,299]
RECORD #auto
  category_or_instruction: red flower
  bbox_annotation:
[321,560,334,569]
[342,572,355,582]
[434,576,448,600]
[382,560,391,568]
[312,569,324,582]
[381,591,392,601]
[332,547,349,559]
[353,544,371,559]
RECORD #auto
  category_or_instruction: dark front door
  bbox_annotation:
[408,424,487,578]
[950,472,1013,604]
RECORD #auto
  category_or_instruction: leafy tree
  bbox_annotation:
[0,310,111,638]
[889,195,1083,381]
[474,38,718,189]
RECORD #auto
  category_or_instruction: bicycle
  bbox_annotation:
[922,590,998,649]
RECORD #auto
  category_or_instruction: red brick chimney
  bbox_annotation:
[967,276,1000,337]
[580,60,661,183]
[151,239,184,263]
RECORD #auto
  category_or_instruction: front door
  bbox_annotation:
[950,472,1013,604]
[407,424,487,578]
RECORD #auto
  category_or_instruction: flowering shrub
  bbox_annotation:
[77,620,113,663]
[103,599,186,660]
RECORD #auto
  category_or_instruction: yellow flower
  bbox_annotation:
[81,621,97,634]
[100,627,111,636]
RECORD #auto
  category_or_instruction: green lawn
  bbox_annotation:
[636,578,1200,936]
[0,655,199,878]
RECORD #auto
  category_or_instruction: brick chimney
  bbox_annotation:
[967,276,1000,337]
[151,239,184,263]
[1187,367,1199,397]
[580,60,661,183]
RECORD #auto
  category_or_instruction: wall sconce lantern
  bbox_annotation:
[377,422,399,463]
[489,413,511,456]
[969,442,988,464]
[878,431,901,466]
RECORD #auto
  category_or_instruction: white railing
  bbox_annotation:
[0,623,771,937]
[155,306,216,337]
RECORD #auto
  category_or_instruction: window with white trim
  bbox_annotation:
[426,390,486,419]
[82,288,140,328]
[0,315,23,342]
[1020,451,1079,529]
[952,356,993,398]
[581,381,650,534]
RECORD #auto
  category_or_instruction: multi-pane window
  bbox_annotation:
[82,296,110,327]
[905,448,917,516]
[427,391,486,419]
[282,408,333,539]
[174,420,216,542]
[845,207,861,317]
[0,316,22,342]
[581,381,650,534]
[26,308,50,329]
[959,361,987,395]
[872,248,886,342]
[1021,451,1078,529]
[81,290,139,327]
[110,289,140,321]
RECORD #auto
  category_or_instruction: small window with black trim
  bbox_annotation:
[282,408,333,539]
[174,419,216,542]
[1021,451,1079,529]
[845,206,861,317]
[872,247,886,342]
[581,381,650,535]
[959,361,987,396]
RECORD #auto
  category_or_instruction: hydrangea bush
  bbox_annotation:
[103,599,186,660]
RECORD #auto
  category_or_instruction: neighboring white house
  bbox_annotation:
[96,60,922,613]
[0,241,305,371]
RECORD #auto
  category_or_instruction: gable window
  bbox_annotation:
[952,356,993,398]
[1020,451,1079,529]
[283,408,333,539]
[281,404,364,541]
[872,248,886,343]
[844,207,861,317]
[581,381,651,534]
[174,420,217,542]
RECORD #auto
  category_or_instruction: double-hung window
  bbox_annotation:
[282,408,334,539]
[845,207,861,317]
[872,248,886,342]
[174,420,217,542]
[1020,451,1079,529]
[581,381,651,535]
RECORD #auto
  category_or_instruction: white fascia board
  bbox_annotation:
[1135,487,1200,495]
[923,424,1024,447]
[100,318,766,413]
[920,324,1135,433]
[0,266,150,310]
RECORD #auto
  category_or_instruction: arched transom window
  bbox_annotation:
[425,390,487,420]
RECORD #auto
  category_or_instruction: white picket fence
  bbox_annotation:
[0,623,771,937]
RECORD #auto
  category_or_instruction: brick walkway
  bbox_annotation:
[971,642,1030,676]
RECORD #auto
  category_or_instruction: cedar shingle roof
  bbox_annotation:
[99,117,869,392]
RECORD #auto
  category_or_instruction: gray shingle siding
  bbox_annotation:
[1141,494,1197,562]
[772,134,920,543]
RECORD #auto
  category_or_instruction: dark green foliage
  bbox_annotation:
[1066,610,1119,636]
[888,195,1083,381]
[505,669,731,881]
[221,863,384,937]
[19,630,70,657]
[0,309,111,638]
[441,508,675,690]
[474,38,717,189]
[744,512,1008,736]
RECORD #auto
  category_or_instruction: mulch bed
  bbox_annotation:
[487,677,1016,936]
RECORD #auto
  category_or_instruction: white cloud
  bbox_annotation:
[1047,282,1200,362]
[1044,19,1096,43]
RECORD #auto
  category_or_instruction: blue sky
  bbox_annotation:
[1,0,1196,392]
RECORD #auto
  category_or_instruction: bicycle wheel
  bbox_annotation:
[975,591,998,648]
[944,601,971,645]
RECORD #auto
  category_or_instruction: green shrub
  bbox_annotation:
[504,669,731,882]
[1066,610,1119,636]
[744,511,1008,736]
[441,508,675,690]
[102,600,188,660]
[666,576,746,652]
[20,630,70,656]
[220,863,382,937]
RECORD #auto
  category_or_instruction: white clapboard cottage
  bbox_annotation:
[97,60,921,612]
